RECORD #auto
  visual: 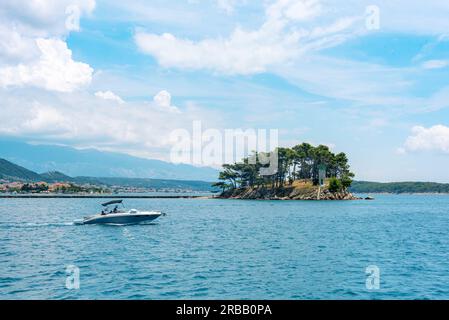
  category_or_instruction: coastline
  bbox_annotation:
[0,194,209,199]
[2,192,449,200]
[350,192,449,195]
[217,183,360,201]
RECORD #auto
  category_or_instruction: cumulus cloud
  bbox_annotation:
[0,38,93,92]
[95,90,125,104]
[0,87,219,160]
[135,0,360,74]
[401,125,449,154]
[22,103,70,135]
[0,1,95,92]
[0,26,39,64]
[153,90,180,113]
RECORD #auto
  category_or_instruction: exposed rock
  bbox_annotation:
[218,182,361,201]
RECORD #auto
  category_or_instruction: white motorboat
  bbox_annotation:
[75,200,164,225]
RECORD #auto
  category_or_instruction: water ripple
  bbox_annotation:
[1,195,449,299]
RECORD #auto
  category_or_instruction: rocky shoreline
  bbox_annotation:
[217,185,360,200]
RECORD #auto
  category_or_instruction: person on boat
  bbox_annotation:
[113,206,118,213]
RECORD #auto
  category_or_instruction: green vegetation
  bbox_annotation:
[328,177,343,193]
[51,183,106,194]
[215,143,354,192]
[350,181,449,194]
[20,183,49,193]
[0,158,215,192]
[0,158,42,181]
[39,171,73,182]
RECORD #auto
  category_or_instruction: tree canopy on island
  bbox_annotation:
[213,143,354,192]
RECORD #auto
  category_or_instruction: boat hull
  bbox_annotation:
[82,212,162,225]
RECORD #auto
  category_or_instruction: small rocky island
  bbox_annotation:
[213,143,360,201]
[218,180,359,200]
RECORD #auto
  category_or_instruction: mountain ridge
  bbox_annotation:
[0,158,214,191]
[0,158,43,182]
[3,157,449,193]
[0,140,218,181]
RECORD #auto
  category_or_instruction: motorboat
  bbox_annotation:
[75,200,164,225]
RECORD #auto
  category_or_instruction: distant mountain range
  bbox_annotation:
[4,140,449,194]
[0,140,218,181]
[0,158,215,191]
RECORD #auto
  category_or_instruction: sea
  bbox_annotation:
[1,194,449,299]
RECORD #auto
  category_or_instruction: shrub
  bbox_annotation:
[328,177,343,193]
[340,174,353,189]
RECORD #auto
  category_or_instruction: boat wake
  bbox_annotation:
[0,222,75,229]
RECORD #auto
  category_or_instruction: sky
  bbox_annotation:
[0,0,449,182]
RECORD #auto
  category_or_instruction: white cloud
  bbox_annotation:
[422,59,449,70]
[153,90,180,113]
[134,0,449,78]
[0,38,93,92]
[95,90,124,104]
[402,125,449,154]
[134,28,295,75]
[0,0,96,37]
[23,103,70,134]
[0,87,221,160]
[0,26,39,64]
[135,0,361,74]
[0,1,95,92]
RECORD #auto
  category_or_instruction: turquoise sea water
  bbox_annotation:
[1,194,449,299]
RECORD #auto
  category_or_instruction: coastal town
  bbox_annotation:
[0,180,206,194]
[0,180,109,194]
[0,158,214,194]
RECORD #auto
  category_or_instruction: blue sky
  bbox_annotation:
[1,0,449,182]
